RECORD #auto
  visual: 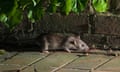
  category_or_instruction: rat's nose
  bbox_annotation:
[85,46,90,52]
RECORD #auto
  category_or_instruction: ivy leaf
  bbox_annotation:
[48,0,59,13]
[72,0,87,13]
[92,0,108,12]
[0,14,7,23]
[62,0,73,15]
[72,0,77,13]
[28,10,35,23]
[7,9,23,30]
[77,0,87,12]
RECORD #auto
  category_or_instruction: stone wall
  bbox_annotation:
[39,13,88,33]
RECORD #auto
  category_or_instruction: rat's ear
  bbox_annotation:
[76,35,81,39]
[73,32,81,39]
[76,35,80,39]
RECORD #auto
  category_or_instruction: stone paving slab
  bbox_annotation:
[0,52,18,62]
[96,56,120,72]
[63,54,113,70]
[0,64,20,72]
[0,50,119,72]
[57,68,89,72]
[93,70,113,72]
[0,52,48,72]
[21,52,79,72]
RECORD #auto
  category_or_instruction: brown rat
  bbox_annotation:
[36,33,89,54]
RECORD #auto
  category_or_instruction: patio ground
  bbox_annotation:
[0,49,120,72]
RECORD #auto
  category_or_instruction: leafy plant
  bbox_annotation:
[0,0,109,31]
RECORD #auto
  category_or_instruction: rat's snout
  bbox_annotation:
[84,46,90,52]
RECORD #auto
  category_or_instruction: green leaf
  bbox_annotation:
[77,0,88,12]
[28,10,35,23]
[28,10,33,19]
[72,0,77,13]
[62,0,73,15]
[32,0,37,6]
[71,0,87,13]
[0,14,7,23]
[7,9,23,30]
[48,0,59,13]
[92,0,108,12]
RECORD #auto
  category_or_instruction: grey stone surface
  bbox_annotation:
[0,52,48,71]
[57,68,89,72]
[21,52,79,72]
[96,57,120,72]
[64,55,113,70]
[0,50,120,72]
[0,64,20,72]
[0,52,18,62]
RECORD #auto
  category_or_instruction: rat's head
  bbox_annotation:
[74,36,89,52]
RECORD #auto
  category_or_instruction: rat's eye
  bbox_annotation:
[81,44,84,47]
